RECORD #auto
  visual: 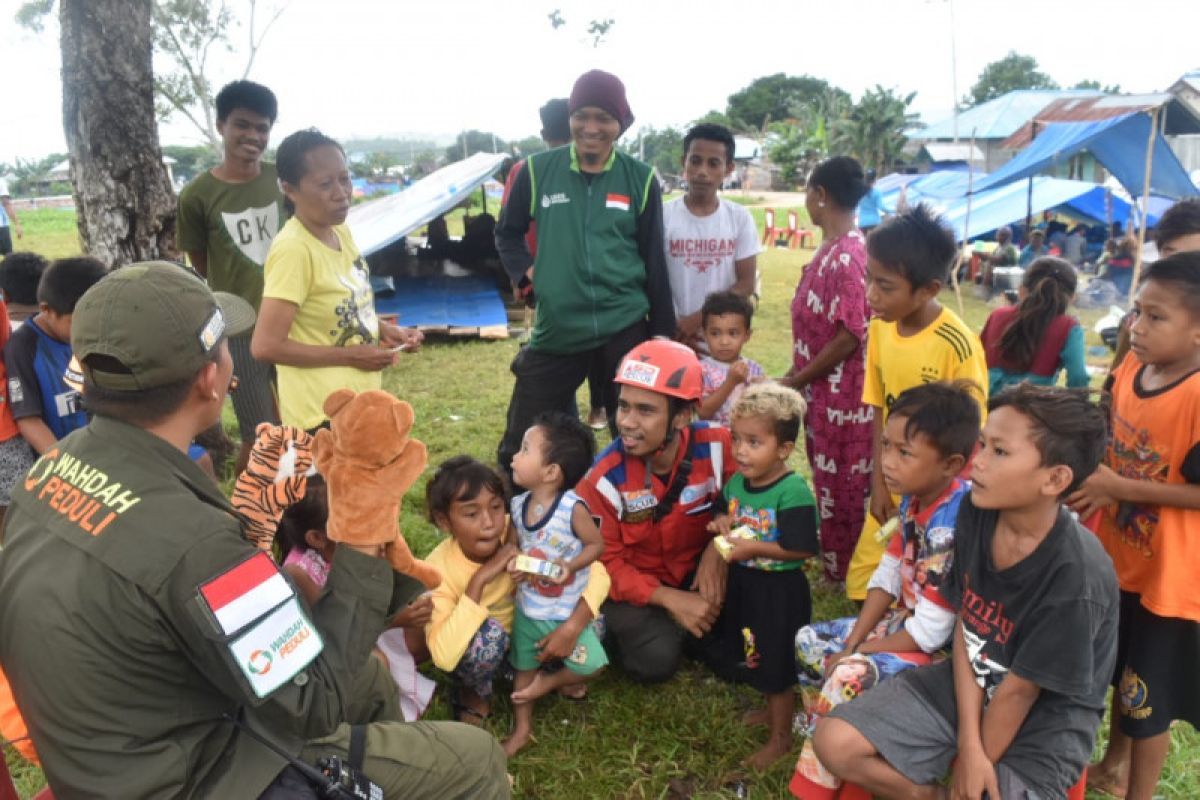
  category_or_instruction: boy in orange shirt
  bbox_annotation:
[1071,252,1200,800]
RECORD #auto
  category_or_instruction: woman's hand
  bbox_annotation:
[380,324,424,353]
[343,344,397,372]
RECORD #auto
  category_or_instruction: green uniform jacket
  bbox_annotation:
[495,144,674,354]
[0,416,414,798]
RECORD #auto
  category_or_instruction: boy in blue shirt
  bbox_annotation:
[4,256,108,452]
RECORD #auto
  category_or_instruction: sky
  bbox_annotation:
[2,0,1198,163]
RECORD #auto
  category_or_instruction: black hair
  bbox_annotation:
[425,455,507,525]
[276,128,346,214]
[1153,198,1200,251]
[700,289,754,329]
[277,475,329,557]
[866,203,957,289]
[887,381,981,461]
[997,257,1077,372]
[808,156,868,211]
[1140,251,1200,315]
[530,411,596,489]
[0,251,50,305]
[37,256,108,314]
[215,80,278,123]
[81,348,219,426]
[539,98,570,145]
[683,123,735,164]
[987,384,1106,496]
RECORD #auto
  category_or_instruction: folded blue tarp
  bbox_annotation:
[373,274,508,330]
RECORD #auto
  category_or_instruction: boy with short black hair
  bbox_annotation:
[791,381,979,798]
[178,79,283,473]
[0,252,49,324]
[845,204,988,602]
[815,383,1118,800]
[1073,251,1200,800]
[697,290,764,426]
[664,123,760,348]
[4,256,108,453]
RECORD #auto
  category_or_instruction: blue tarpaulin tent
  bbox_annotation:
[875,172,1155,241]
[972,113,1199,199]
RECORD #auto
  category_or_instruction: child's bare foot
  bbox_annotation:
[511,671,556,704]
[743,733,792,771]
[1087,762,1129,798]
[501,725,533,758]
[740,707,769,727]
[450,686,490,726]
[558,683,588,700]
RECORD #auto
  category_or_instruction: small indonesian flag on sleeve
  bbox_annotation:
[201,552,293,635]
[606,192,631,211]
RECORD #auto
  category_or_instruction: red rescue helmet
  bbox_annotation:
[613,339,702,401]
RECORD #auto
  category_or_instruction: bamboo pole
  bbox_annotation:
[1129,107,1160,302]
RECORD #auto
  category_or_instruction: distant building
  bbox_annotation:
[910,89,1103,171]
[1167,70,1200,172]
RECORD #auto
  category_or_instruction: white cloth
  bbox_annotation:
[662,197,760,320]
[375,628,436,721]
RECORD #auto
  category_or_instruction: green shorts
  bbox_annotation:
[510,606,608,675]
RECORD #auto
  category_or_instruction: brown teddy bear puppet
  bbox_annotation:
[312,388,443,590]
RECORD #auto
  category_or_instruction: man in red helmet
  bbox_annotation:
[576,340,735,683]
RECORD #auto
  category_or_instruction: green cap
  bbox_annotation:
[71,261,257,391]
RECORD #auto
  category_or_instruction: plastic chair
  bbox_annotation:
[761,208,780,246]
[783,209,815,249]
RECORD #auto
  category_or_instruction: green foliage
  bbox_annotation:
[966,51,1059,106]
[1073,79,1122,93]
[161,144,219,183]
[626,126,684,177]
[3,153,68,197]
[726,73,850,132]
[766,123,820,188]
[445,130,506,164]
[830,85,919,175]
[511,136,548,159]
[349,152,399,179]
[692,109,740,130]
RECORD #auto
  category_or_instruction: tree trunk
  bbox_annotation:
[61,0,177,267]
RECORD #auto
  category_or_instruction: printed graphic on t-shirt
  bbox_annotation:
[668,236,738,274]
[1109,413,1168,558]
[221,203,281,267]
[898,520,953,609]
[330,257,377,346]
[960,575,1014,697]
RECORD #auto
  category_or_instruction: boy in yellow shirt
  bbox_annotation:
[845,205,988,601]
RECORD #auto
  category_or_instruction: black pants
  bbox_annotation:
[603,600,687,684]
[496,319,648,475]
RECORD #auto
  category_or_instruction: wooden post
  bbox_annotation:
[1129,107,1160,301]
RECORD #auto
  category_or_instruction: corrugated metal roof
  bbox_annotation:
[920,143,984,162]
[1002,94,1200,148]
[911,90,1103,141]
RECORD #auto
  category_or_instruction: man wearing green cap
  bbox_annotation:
[0,262,508,799]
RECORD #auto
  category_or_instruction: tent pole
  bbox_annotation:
[1129,107,1160,302]
[948,128,976,318]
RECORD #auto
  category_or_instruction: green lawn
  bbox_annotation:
[5,211,1199,798]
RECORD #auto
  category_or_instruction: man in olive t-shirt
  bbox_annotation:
[177,80,284,472]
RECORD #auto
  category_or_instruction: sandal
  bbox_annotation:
[449,685,491,725]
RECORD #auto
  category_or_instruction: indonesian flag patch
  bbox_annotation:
[201,551,293,635]
[606,192,631,211]
[199,552,324,698]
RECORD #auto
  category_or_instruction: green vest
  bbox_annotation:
[527,144,656,353]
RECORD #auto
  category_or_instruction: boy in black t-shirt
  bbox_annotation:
[812,384,1119,800]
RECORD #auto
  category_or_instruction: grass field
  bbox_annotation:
[5,208,1198,798]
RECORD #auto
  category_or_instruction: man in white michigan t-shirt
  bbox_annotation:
[663,123,761,351]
